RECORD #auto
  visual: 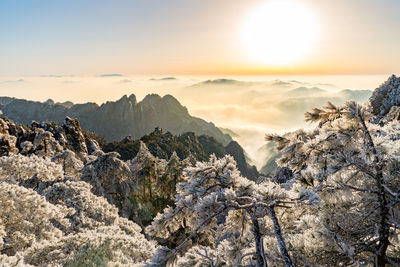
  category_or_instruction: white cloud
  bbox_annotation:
[0,75,381,166]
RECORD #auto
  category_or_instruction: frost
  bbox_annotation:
[0,154,64,182]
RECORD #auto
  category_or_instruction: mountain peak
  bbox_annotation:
[117,95,129,102]
[115,94,137,105]
[44,99,55,105]
[128,94,137,105]
[142,94,162,102]
[0,93,231,145]
[162,94,181,106]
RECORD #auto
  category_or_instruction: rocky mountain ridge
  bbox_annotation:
[0,94,231,145]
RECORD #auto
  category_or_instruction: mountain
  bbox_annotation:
[0,94,231,145]
[192,78,252,87]
[103,128,259,180]
[218,127,240,138]
[0,115,258,226]
[0,96,15,105]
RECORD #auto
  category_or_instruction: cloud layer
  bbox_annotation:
[0,74,385,167]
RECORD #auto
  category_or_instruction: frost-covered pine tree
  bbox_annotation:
[158,151,190,204]
[267,101,400,266]
[146,154,296,267]
[129,142,171,225]
[130,141,167,198]
[0,148,157,266]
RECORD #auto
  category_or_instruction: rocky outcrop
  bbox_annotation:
[0,117,137,220]
[0,134,18,156]
[0,117,98,158]
[31,128,64,157]
[0,117,31,156]
[0,94,232,145]
[62,117,88,154]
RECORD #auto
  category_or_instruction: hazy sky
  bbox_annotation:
[1,0,400,76]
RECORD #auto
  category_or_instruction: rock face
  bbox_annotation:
[0,94,232,145]
[0,117,31,156]
[62,117,88,154]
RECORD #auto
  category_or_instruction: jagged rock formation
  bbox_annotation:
[103,128,259,180]
[0,94,231,145]
[0,116,96,159]
[0,116,267,265]
[0,117,31,156]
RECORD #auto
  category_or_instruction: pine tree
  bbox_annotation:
[266,101,400,265]
[146,155,295,267]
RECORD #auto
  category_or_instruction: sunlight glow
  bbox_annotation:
[241,0,317,65]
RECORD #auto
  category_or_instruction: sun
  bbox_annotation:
[241,0,317,65]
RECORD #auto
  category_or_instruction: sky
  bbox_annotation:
[1,0,400,76]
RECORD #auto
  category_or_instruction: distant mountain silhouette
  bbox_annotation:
[285,86,326,97]
[0,94,232,145]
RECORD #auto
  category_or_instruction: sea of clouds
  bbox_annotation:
[0,74,388,168]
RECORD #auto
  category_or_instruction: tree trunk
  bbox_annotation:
[251,215,267,267]
[358,115,390,266]
[376,170,389,267]
[269,204,294,267]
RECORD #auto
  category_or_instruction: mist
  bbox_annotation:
[0,74,387,168]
